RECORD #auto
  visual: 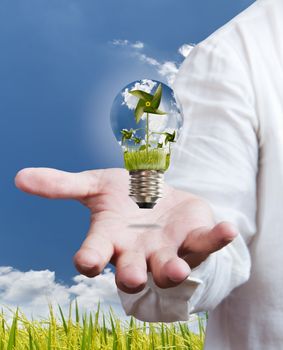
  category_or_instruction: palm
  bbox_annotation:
[15,167,238,293]
[84,169,207,255]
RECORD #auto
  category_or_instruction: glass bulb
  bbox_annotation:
[110,79,183,209]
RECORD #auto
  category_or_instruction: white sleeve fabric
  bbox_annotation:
[118,36,259,322]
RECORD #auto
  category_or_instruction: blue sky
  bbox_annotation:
[0,0,254,316]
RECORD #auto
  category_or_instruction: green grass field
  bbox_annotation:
[0,303,206,349]
[124,149,170,171]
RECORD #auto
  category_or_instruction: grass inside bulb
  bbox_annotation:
[124,148,170,171]
[110,79,183,208]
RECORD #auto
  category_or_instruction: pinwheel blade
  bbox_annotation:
[143,107,166,115]
[129,90,153,101]
[151,83,162,109]
[135,99,145,123]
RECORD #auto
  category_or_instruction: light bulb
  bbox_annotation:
[110,79,183,209]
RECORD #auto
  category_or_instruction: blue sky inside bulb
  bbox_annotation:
[110,79,183,171]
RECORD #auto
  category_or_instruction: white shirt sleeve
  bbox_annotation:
[118,36,259,322]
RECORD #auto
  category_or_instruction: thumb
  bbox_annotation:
[14,167,125,200]
[180,221,239,257]
[15,167,102,199]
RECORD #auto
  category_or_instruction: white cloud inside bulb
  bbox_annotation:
[121,79,157,110]
[148,114,168,132]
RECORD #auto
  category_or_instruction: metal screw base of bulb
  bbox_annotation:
[129,170,164,209]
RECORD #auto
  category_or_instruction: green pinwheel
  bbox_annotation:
[128,83,167,153]
[120,129,142,145]
[164,130,176,152]
[164,131,176,144]
[156,131,176,149]
[129,83,167,123]
[120,128,134,143]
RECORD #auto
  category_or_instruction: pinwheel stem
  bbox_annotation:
[146,112,149,153]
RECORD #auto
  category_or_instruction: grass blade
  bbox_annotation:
[7,309,18,350]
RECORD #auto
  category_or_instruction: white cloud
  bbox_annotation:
[121,79,157,110]
[157,61,179,86]
[0,266,124,320]
[134,53,179,86]
[137,55,179,86]
[132,41,144,49]
[0,266,203,332]
[111,38,195,86]
[111,39,144,50]
[112,39,129,46]
[69,268,121,313]
[138,53,160,67]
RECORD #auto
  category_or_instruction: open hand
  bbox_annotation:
[15,167,238,294]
